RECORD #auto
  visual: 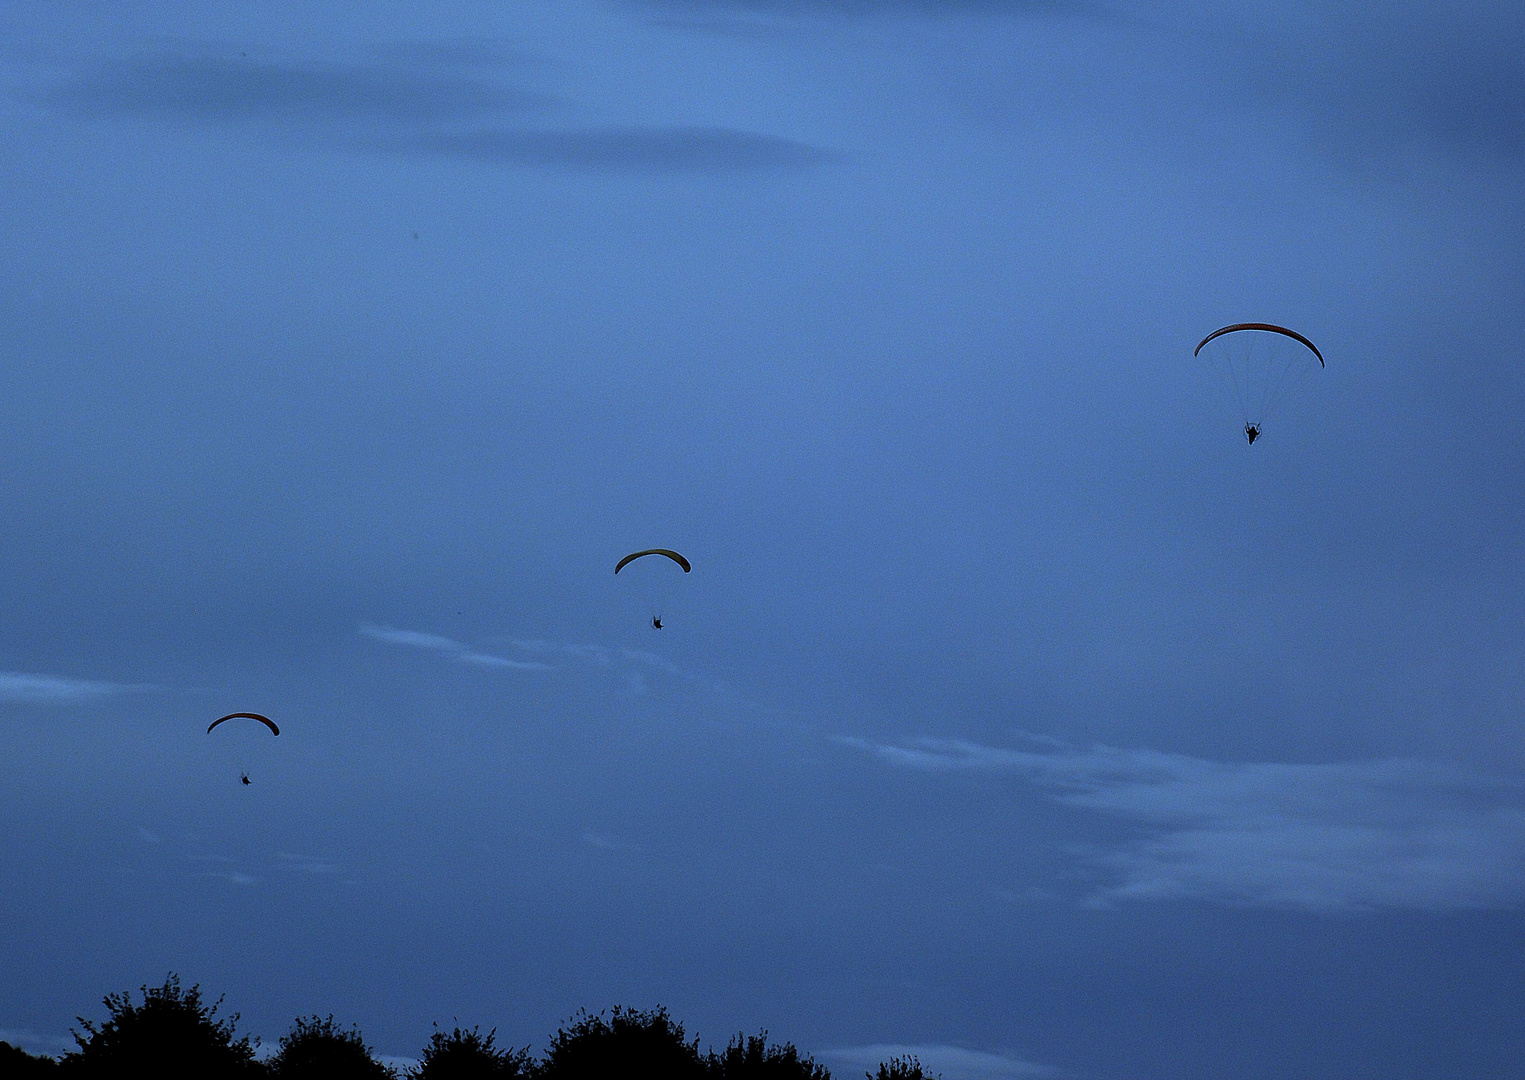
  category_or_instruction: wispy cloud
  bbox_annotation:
[200,870,259,886]
[457,650,550,669]
[186,854,260,885]
[841,736,1525,912]
[368,626,766,711]
[360,624,550,671]
[825,1044,1054,1080]
[618,647,692,679]
[60,52,538,124]
[644,0,1088,15]
[0,672,145,703]
[276,852,339,875]
[493,639,697,676]
[497,638,614,666]
[400,126,835,171]
[50,47,833,173]
[366,37,529,69]
[493,635,710,687]
[360,626,461,653]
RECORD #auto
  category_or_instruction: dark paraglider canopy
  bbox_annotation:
[207,712,280,736]
[1195,322,1324,443]
[1194,323,1325,366]
[614,549,692,575]
[616,550,692,628]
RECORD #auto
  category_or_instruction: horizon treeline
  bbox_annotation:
[0,975,939,1080]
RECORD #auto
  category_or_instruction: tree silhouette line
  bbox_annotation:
[0,975,938,1080]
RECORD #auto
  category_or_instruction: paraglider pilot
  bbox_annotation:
[1245,423,1260,445]
[240,772,251,786]
[652,617,662,630]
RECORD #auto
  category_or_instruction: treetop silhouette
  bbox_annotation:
[408,1023,532,1079]
[267,1014,395,1079]
[45,974,939,1080]
[62,974,261,1077]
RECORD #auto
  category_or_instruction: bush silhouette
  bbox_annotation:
[61,974,261,1077]
[1,1040,60,1075]
[707,1032,830,1080]
[267,1015,394,1079]
[539,1007,705,1080]
[408,1023,532,1079]
[867,1057,937,1080]
[41,975,939,1080]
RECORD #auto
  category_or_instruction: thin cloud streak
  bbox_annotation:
[371,628,667,675]
[400,126,835,171]
[492,637,703,681]
[644,0,1092,16]
[49,50,831,173]
[377,630,768,714]
[276,852,339,875]
[59,53,539,124]
[0,672,146,703]
[458,650,549,669]
[200,870,259,886]
[842,736,1525,912]
[360,624,551,670]
[359,626,461,653]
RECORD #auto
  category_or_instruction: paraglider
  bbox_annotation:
[1195,323,1323,443]
[1195,323,1324,365]
[209,713,278,786]
[616,550,691,628]
[614,549,692,575]
[207,712,280,736]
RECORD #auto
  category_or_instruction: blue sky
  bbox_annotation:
[2,1,1524,1076]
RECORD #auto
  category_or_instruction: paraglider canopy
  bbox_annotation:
[614,549,691,574]
[1194,323,1324,443]
[1194,323,1324,366]
[207,712,280,736]
[615,549,691,628]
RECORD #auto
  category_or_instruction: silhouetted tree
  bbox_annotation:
[61,974,261,1077]
[539,1007,705,1080]
[1,1040,60,1075]
[267,1015,394,1079]
[408,1023,532,1079]
[707,1032,830,1080]
[867,1057,937,1080]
